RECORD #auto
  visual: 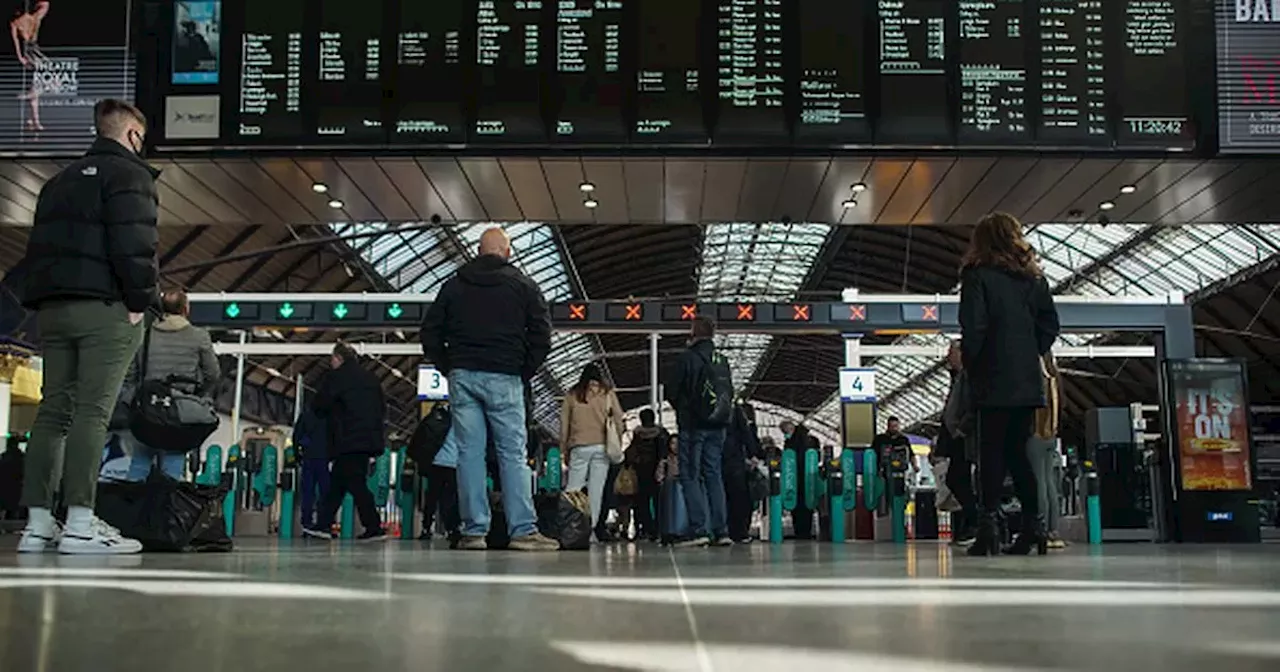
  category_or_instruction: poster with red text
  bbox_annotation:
[1170,361,1253,491]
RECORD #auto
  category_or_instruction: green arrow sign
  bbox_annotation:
[278,303,295,319]
[387,303,404,319]
[224,302,241,319]
[332,303,349,320]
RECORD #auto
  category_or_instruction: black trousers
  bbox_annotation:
[633,466,658,538]
[724,465,752,541]
[945,453,978,529]
[318,454,381,533]
[976,408,1039,522]
[420,465,460,538]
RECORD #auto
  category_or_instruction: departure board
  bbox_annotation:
[958,0,1029,143]
[395,0,468,143]
[634,0,704,142]
[1038,0,1109,144]
[553,0,626,142]
[877,0,950,143]
[1117,0,1191,147]
[315,0,384,141]
[474,0,545,141]
[236,0,304,139]
[796,0,869,143]
[713,0,788,141]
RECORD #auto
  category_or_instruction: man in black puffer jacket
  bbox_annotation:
[15,99,159,556]
[306,343,388,542]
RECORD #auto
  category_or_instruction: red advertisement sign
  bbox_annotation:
[1170,361,1253,491]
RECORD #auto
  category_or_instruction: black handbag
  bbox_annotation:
[128,322,219,454]
[95,472,230,552]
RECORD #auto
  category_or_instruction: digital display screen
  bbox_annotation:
[0,0,135,153]
[474,0,545,141]
[173,1,221,85]
[1169,360,1253,492]
[395,0,467,143]
[606,303,643,321]
[713,0,788,142]
[634,0,703,142]
[661,303,699,321]
[796,0,869,143]
[958,0,1029,143]
[237,0,304,140]
[552,0,625,142]
[1038,0,1110,144]
[1118,0,1190,147]
[1217,0,1280,153]
[315,0,384,141]
[877,0,950,143]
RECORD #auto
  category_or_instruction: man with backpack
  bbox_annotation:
[664,316,735,548]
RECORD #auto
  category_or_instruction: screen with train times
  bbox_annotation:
[169,0,1199,150]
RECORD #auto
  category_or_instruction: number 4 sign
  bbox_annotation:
[839,368,877,402]
[417,366,450,401]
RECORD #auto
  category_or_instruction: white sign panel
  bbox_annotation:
[417,366,449,401]
[164,95,221,139]
[839,368,877,402]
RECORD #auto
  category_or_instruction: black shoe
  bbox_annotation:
[966,512,1001,557]
[1005,517,1048,556]
[302,526,333,540]
[951,524,978,547]
[357,529,387,542]
[418,530,433,541]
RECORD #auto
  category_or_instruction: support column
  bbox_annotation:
[649,332,661,413]
[1156,302,1196,542]
[230,331,247,444]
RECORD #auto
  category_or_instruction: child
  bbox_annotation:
[656,435,689,545]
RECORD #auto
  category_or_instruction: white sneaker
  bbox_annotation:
[17,522,62,554]
[58,517,143,555]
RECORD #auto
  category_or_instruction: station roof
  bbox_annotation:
[2,155,1279,442]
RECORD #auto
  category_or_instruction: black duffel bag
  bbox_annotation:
[406,402,451,467]
[130,374,220,453]
[95,473,230,552]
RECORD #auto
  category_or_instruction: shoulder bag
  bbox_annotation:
[129,322,220,454]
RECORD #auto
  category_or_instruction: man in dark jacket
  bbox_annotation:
[292,405,331,530]
[939,341,977,546]
[778,420,815,539]
[627,408,667,541]
[419,227,558,552]
[306,343,387,542]
[15,99,158,555]
[723,403,760,543]
[664,317,734,547]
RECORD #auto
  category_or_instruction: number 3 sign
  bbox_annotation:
[417,366,450,401]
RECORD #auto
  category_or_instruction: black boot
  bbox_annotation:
[1006,515,1048,556]
[966,511,1001,557]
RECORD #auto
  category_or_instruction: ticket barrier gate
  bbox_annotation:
[222,445,242,537]
[249,445,279,511]
[1084,452,1102,545]
[278,447,298,539]
[340,448,391,539]
[852,450,881,540]
[768,449,795,544]
[397,456,417,540]
[537,447,562,493]
[196,445,222,486]
[826,450,857,543]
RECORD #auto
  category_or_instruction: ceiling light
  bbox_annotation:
[583,198,599,209]
[579,182,595,193]
[265,367,282,378]
[841,199,857,209]
[312,182,328,194]
[851,182,868,193]
[1120,184,1137,195]
[328,199,344,209]
[1099,201,1116,211]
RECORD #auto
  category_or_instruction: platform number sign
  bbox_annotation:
[839,368,877,402]
[417,366,450,401]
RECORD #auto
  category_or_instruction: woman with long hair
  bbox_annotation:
[560,362,623,536]
[958,212,1061,556]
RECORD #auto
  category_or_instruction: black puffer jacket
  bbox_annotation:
[420,254,552,379]
[959,264,1060,409]
[314,358,387,457]
[17,138,160,313]
[664,338,719,431]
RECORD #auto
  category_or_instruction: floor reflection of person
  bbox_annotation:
[10,1,50,132]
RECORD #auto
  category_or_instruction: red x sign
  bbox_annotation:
[681,304,698,320]
[737,304,755,321]
[921,304,939,321]
[792,304,811,321]
[849,304,867,321]
[625,304,642,321]
[568,303,587,320]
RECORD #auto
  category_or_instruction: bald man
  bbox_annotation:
[421,226,557,551]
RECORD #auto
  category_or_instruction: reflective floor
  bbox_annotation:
[0,538,1278,671]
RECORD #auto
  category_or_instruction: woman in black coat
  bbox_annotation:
[959,212,1060,556]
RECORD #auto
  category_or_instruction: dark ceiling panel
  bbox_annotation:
[293,158,382,222]
[1157,162,1276,224]
[0,164,40,212]
[911,157,995,225]
[159,162,249,224]
[581,158,628,224]
[1019,158,1119,223]
[1106,160,1200,223]
[216,159,316,224]
[458,158,524,221]
[948,156,1038,225]
[623,159,664,224]
[1049,159,1161,222]
[699,160,746,222]
[735,160,789,221]
[771,159,830,221]
[663,160,705,224]
[257,158,347,222]
[339,159,418,222]
[499,158,558,221]
[1124,161,1228,223]
[417,159,487,222]
[542,158,595,224]
[993,158,1079,221]
[377,159,453,222]
[178,160,283,225]
[876,158,955,225]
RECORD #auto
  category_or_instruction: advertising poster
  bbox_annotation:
[1218,0,1280,152]
[1170,360,1253,492]
[0,0,134,154]
[172,0,219,85]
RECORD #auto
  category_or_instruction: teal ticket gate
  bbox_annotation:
[278,447,297,539]
[1084,453,1102,545]
[538,447,562,493]
[251,445,278,510]
[397,455,417,540]
[829,449,857,543]
[803,448,822,514]
[771,448,798,545]
[222,445,242,537]
[197,445,222,486]
[854,449,880,540]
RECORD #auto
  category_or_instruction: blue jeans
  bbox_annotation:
[122,431,186,481]
[678,428,728,539]
[451,370,537,539]
[299,457,331,528]
[434,428,458,468]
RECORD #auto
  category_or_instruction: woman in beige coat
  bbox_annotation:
[560,363,623,533]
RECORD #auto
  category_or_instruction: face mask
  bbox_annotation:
[127,128,146,157]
